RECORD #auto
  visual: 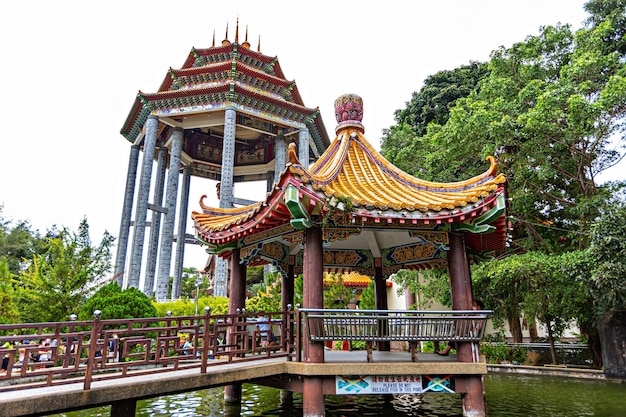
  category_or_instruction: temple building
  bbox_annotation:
[191,93,508,416]
[116,22,330,300]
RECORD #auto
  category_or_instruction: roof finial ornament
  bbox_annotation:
[257,35,261,52]
[334,94,365,134]
[222,23,230,45]
[242,25,251,48]
[235,16,239,43]
[212,30,215,47]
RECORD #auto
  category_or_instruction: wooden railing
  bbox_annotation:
[0,308,296,392]
[299,309,491,362]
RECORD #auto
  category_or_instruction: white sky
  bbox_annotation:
[2,0,622,273]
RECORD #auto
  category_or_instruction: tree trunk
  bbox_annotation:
[507,315,523,343]
[578,319,603,369]
[547,323,558,365]
[597,309,626,378]
[528,319,539,341]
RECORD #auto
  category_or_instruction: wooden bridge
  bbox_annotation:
[0,308,491,417]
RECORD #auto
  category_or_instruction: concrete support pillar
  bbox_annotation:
[374,258,390,351]
[114,144,140,286]
[171,165,191,299]
[266,171,274,193]
[224,248,246,404]
[448,232,485,417]
[214,107,237,297]
[298,127,310,169]
[219,107,236,209]
[274,133,286,178]
[155,128,184,301]
[143,147,168,296]
[128,116,159,288]
[214,257,229,298]
[110,399,137,417]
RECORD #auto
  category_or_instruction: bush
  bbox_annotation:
[480,342,527,364]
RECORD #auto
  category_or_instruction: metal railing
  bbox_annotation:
[300,309,491,343]
[0,308,296,392]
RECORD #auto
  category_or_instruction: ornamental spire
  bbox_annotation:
[242,25,250,48]
[212,30,215,47]
[235,17,239,43]
[222,23,230,45]
[257,35,261,52]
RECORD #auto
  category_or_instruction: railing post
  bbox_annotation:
[295,305,302,362]
[201,307,211,373]
[84,310,101,390]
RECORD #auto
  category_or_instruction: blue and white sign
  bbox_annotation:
[335,375,423,395]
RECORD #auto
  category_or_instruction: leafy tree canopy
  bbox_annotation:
[79,282,157,320]
[15,217,114,323]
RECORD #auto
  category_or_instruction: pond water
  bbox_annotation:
[50,373,626,417]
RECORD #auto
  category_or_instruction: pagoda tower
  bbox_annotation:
[116,21,330,300]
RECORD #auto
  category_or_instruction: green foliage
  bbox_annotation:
[0,258,19,324]
[246,271,283,313]
[358,281,375,310]
[154,296,229,317]
[588,201,626,314]
[178,267,211,300]
[382,8,626,255]
[0,207,47,275]
[480,342,527,364]
[79,282,157,320]
[324,274,354,309]
[15,218,114,323]
[246,265,265,288]
[391,269,450,309]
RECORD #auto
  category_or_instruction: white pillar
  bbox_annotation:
[114,144,140,286]
[298,127,310,169]
[155,128,184,301]
[128,116,158,289]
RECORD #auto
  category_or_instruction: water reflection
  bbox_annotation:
[51,373,626,417]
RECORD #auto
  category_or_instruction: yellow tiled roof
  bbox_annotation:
[288,127,506,213]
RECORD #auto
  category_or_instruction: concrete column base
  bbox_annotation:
[110,398,137,417]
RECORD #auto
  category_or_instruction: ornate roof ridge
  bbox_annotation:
[287,127,505,213]
[166,60,294,90]
[183,43,277,69]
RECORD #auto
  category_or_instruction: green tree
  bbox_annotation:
[0,259,19,324]
[472,255,534,343]
[0,207,47,275]
[586,200,626,377]
[358,281,375,310]
[246,270,283,313]
[381,63,489,177]
[587,201,626,314]
[324,274,354,309]
[79,282,157,320]
[16,218,114,323]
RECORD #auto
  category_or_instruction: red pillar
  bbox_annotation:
[224,249,246,404]
[303,226,325,417]
[374,257,390,351]
[448,232,485,417]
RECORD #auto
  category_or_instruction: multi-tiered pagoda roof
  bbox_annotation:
[120,23,330,182]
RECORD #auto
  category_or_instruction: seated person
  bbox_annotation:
[256,315,277,347]
[178,335,192,355]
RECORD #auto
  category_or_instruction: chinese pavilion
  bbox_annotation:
[116,21,330,300]
[192,93,508,416]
